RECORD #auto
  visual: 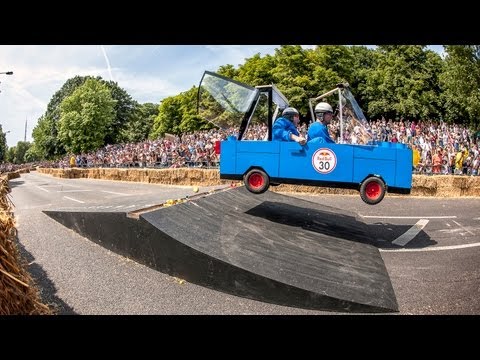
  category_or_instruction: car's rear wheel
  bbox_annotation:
[244,169,270,194]
[360,177,386,205]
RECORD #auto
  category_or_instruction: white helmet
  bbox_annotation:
[315,102,333,113]
[282,107,299,117]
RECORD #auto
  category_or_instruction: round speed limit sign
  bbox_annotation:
[312,148,337,174]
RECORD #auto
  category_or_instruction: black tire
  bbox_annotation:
[359,177,386,205]
[244,169,270,194]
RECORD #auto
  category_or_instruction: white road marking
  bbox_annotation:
[381,242,480,252]
[392,219,429,246]
[452,220,476,236]
[63,196,85,203]
[35,186,49,193]
[101,190,131,196]
[42,183,77,187]
[361,215,456,219]
[57,190,92,193]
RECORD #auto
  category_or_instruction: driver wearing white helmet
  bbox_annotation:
[272,107,306,145]
[307,102,335,143]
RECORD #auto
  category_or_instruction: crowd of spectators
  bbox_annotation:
[0,163,30,174]
[31,117,480,177]
[333,117,480,176]
[52,130,225,170]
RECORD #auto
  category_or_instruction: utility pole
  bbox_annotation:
[24,118,27,142]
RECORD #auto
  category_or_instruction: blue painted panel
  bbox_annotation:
[236,153,280,177]
[219,140,236,175]
[353,158,396,185]
[236,141,280,153]
[354,144,396,160]
[279,142,354,182]
[394,148,413,188]
[219,138,413,191]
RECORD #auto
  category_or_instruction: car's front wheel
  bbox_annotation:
[244,169,270,194]
[360,177,386,205]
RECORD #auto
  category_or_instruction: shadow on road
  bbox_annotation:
[16,239,77,315]
[7,180,25,189]
[246,200,436,249]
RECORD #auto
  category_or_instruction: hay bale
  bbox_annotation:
[37,168,480,197]
[463,177,480,196]
[0,176,52,315]
[411,175,438,196]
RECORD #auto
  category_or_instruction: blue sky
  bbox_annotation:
[0,45,444,148]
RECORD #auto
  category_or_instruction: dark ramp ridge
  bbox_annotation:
[44,186,397,313]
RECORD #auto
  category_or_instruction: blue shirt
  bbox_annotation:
[307,121,335,143]
[272,117,299,141]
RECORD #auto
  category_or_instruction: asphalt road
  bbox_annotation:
[9,171,480,315]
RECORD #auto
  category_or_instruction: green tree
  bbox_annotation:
[314,45,354,84]
[5,147,15,163]
[235,53,276,86]
[0,124,7,161]
[365,45,443,119]
[120,102,158,143]
[33,75,93,158]
[178,86,212,133]
[31,115,57,159]
[349,46,379,113]
[151,87,212,138]
[150,96,182,138]
[12,141,31,164]
[58,78,116,153]
[440,45,480,128]
[24,145,42,163]
[271,45,315,114]
[102,80,139,144]
[217,64,238,79]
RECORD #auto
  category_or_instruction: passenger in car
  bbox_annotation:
[272,107,306,145]
[307,102,335,143]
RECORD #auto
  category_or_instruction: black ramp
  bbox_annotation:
[45,186,398,312]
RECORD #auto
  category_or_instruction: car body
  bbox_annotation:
[198,71,412,205]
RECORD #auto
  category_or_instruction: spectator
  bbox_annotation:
[69,154,76,168]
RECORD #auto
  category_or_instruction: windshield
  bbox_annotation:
[197,71,259,130]
[270,84,289,110]
[340,88,373,144]
[310,85,373,144]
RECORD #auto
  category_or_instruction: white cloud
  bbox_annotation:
[0,45,283,147]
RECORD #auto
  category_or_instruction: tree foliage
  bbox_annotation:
[150,86,212,138]
[4,141,32,164]
[0,124,7,162]
[120,102,158,143]
[440,45,480,128]
[365,45,443,119]
[32,76,92,159]
[103,80,139,144]
[58,78,116,153]
[14,141,31,164]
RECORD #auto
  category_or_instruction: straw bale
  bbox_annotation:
[0,176,52,315]
[35,168,480,197]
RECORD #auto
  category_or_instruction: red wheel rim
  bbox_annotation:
[365,181,381,200]
[249,173,264,189]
